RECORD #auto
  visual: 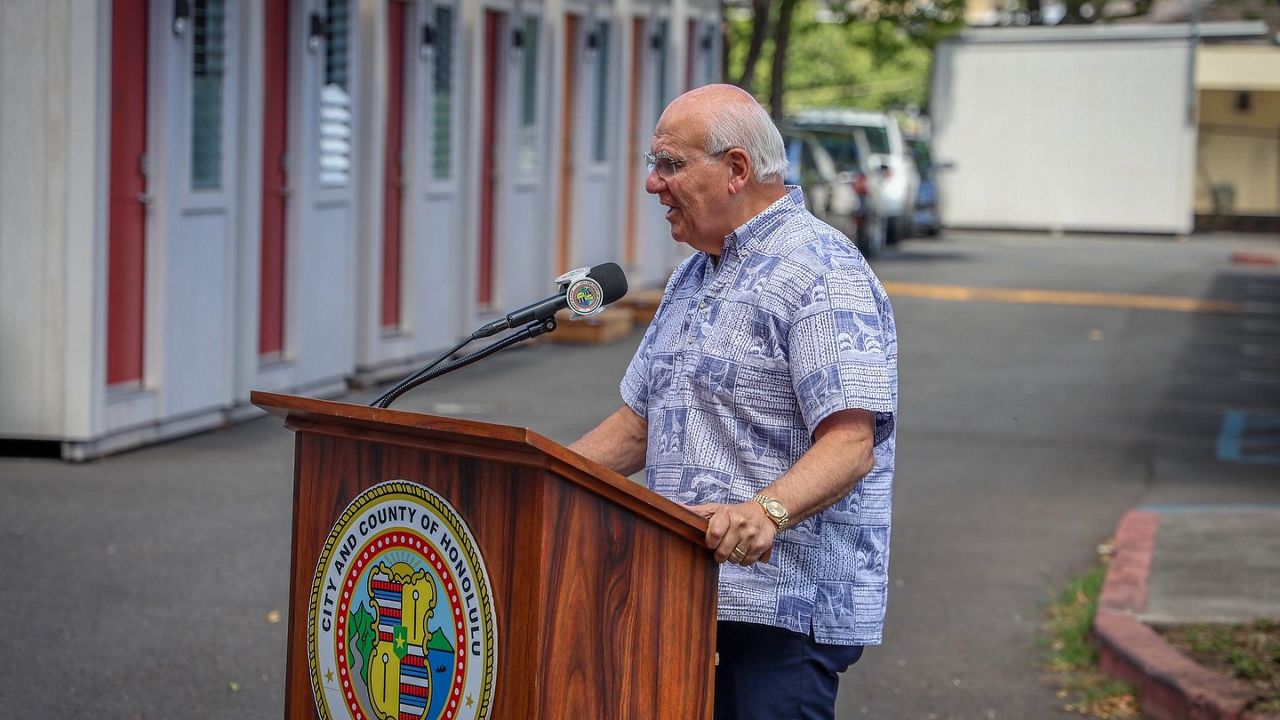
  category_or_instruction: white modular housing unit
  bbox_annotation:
[930,23,1265,235]
[0,0,721,459]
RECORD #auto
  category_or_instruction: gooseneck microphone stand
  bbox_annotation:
[370,317,558,409]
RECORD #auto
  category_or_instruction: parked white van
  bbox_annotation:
[789,108,920,244]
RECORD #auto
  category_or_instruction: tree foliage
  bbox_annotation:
[738,0,773,92]
[725,0,964,115]
[768,0,802,117]
[986,0,1280,27]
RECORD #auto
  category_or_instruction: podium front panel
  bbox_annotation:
[277,413,716,720]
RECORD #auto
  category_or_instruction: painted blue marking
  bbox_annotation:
[1217,411,1247,463]
[1216,410,1280,466]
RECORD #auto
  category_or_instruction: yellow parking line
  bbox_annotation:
[882,282,1243,314]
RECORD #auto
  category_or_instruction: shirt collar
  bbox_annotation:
[719,185,807,260]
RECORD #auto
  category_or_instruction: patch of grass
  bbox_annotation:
[1042,555,1143,719]
[1045,564,1107,672]
[1158,619,1280,714]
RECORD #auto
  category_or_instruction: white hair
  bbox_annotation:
[702,98,788,184]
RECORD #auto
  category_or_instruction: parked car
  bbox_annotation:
[907,135,941,236]
[780,126,888,258]
[788,108,920,245]
[783,123,889,258]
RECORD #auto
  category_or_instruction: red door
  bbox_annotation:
[260,0,290,357]
[381,0,407,329]
[107,0,149,386]
[478,11,503,308]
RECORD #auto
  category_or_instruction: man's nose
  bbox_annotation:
[644,170,664,194]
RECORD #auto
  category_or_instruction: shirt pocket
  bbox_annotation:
[735,307,790,373]
[690,354,740,408]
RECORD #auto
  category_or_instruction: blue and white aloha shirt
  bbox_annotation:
[621,187,898,646]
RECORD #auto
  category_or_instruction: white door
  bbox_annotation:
[635,16,682,288]
[406,0,467,355]
[572,16,624,270]
[151,0,241,418]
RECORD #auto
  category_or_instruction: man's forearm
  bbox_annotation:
[691,408,877,565]
[763,408,877,525]
[568,405,649,477]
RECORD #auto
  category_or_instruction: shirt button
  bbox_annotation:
[687,336,694,344]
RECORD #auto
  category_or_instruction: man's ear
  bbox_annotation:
[725,148,752,194]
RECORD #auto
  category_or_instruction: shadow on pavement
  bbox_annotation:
[1145,269,1280,499]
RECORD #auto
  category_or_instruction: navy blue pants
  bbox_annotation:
[714,621,864,720]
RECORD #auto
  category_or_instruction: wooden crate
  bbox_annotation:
[618,288,664,326]
[549,307,636,345]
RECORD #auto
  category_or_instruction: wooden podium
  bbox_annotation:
[252,392,718,719]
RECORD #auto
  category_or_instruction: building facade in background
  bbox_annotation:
[1194,44,1280,227]
[0,0,722,459]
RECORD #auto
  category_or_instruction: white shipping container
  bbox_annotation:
[929,24,1265,235]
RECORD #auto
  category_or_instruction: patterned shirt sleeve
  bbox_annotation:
[620,317,658,418]
[788,265,896,436]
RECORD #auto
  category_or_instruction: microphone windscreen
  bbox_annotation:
[588,262,629,305]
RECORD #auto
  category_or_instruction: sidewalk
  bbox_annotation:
[1095,505,1280,720]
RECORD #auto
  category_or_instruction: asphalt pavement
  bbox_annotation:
[1,230,1278,719]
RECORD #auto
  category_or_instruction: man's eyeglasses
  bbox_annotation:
[644,150,728,178]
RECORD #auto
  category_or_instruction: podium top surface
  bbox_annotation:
[252,391,709,545]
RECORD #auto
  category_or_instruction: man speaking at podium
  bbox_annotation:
[570,84,899,720]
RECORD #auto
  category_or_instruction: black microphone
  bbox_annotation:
[475,262,629,338]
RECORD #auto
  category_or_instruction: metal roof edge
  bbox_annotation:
[944,21,1269,44]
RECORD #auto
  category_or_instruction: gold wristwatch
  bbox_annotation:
[752,493,790,531]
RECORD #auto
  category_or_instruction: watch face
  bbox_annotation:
[765,500,785,518]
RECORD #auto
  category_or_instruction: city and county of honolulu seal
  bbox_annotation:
[308,480,497,720]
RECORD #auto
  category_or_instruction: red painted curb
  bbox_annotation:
[1231,252,1279,267]
[1093,509,1261,720]
[1099,510,1159,615]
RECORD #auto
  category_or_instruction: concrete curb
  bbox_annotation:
[1093,509,1264,720]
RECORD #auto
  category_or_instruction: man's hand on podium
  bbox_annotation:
[688,501,777,567]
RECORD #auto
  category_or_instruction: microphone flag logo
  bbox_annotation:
[566,277,605,316]
[307,480,498,720]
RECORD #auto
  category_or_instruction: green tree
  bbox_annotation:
[726,0,963,115]
[738,0,773,92]
[768,0,802,117]
[992,0,1277,25]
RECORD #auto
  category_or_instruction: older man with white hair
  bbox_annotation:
[571,84,899,720]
